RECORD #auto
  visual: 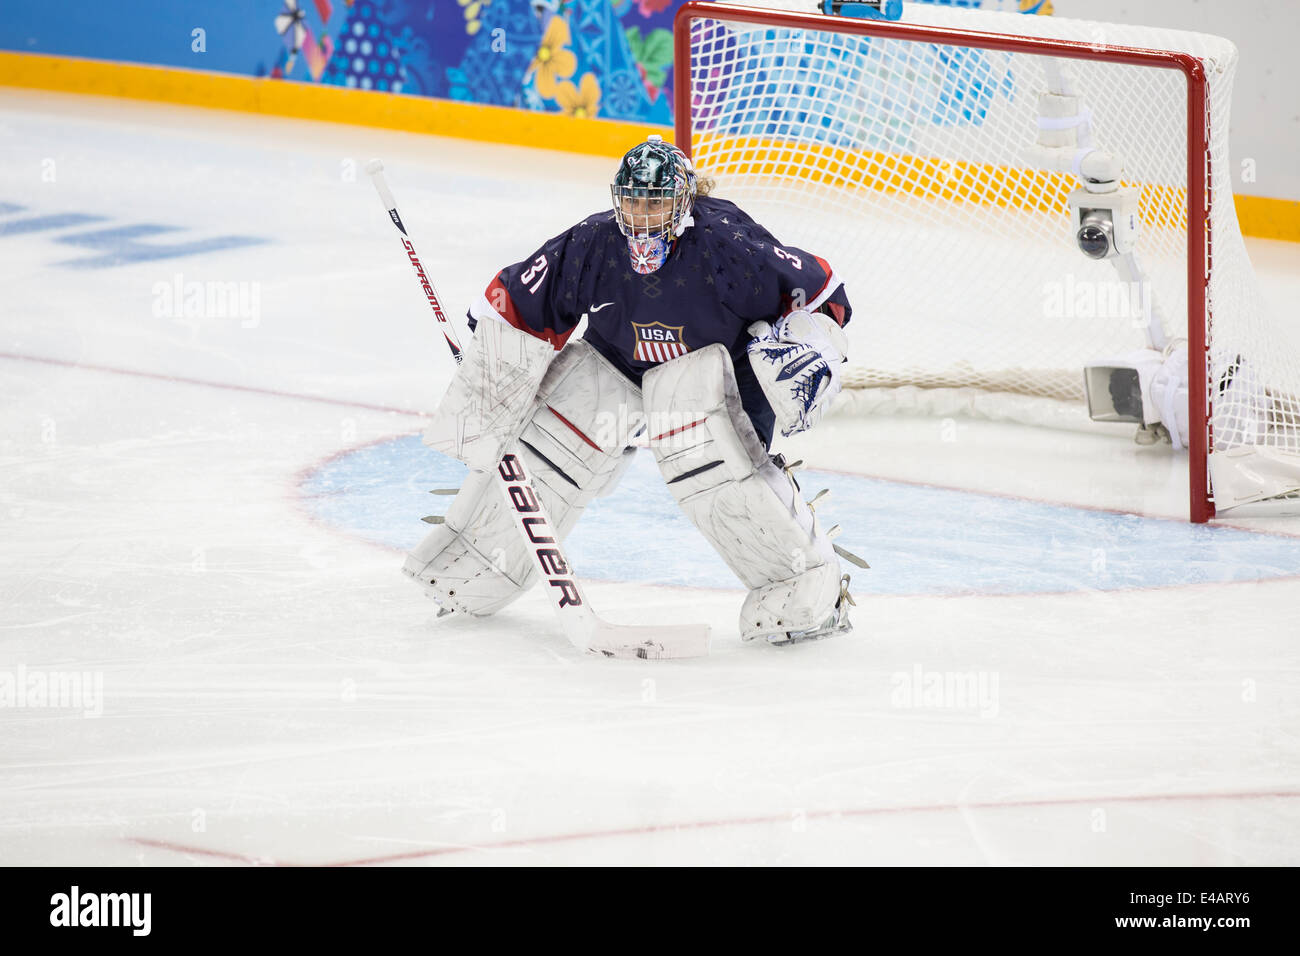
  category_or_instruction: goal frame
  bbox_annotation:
[672,1,1213,522]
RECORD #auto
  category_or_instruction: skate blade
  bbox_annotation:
[766,620,853,646]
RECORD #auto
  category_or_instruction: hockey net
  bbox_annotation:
[674,0,1300,520]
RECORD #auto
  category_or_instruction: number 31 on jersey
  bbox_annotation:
[521,254,549,293]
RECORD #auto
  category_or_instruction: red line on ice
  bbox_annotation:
[124,787,1300,866]
[0,351,425,417]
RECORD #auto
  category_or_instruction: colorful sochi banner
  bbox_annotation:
[0,1,1052,126]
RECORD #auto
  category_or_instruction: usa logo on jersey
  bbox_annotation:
[631,322,690,363]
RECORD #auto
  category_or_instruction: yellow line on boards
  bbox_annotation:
[1,51,1296,241]
[0,51,667,158]
[1234,195,1300,243]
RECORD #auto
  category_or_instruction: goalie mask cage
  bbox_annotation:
[673,1,1300,522]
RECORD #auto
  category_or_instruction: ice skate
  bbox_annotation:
[767,575,855,646]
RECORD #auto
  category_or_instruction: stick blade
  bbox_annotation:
[583,622,712,661]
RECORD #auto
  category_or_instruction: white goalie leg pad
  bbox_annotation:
[747,310,849,438]
[423,319,556,471]
[402,466,526,616]
[643,344,842,641]
[521,339,643,518]
[404,340,642,616]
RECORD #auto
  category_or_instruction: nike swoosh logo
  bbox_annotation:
[588,302,614,313]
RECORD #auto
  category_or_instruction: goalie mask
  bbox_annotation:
[611,134,697,274]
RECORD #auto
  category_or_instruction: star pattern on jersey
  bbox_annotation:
[485,199,844,376]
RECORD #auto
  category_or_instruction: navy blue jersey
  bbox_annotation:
[467,196,852,445]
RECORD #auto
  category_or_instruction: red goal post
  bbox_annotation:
[673,2,1214,519]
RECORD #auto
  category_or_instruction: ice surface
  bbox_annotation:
[1,90,1297,865]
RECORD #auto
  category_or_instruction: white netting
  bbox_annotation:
[681,1,1300,510]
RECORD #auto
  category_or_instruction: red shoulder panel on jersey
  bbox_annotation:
[811,256,834,307]
[778,254,841,324]
[485,275,575,351]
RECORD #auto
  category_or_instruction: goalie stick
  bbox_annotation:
[366,159,710,660]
